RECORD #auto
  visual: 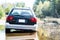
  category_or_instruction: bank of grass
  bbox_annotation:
[0,25,5,30]
[37,27,54,40]
[0,15,5,30]
[37,28,49,40]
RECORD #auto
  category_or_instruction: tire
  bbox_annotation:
[6,28,10,33]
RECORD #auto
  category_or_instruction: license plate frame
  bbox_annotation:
[19,19,25,23]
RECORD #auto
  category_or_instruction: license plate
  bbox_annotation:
[19,19,25,23]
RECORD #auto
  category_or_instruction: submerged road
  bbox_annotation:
[6,32,38,40]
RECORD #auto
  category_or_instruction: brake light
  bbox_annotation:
[6,16,13,21]
[30,18,37,23]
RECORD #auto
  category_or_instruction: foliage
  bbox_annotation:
[34,0,40,5]
[56,0,60,16]
[4,3,13,15]
[16,2,25,7]
[0,5,4,19]
[0,25,4,30]
[33,0,52,18]
[33,0,60,18]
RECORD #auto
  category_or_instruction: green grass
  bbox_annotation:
[0,25,5,30]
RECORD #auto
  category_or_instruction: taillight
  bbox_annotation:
[30,18,37,23]
[6,16,13,21]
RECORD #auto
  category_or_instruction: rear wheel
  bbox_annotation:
[6,28,10,33]
[6,28,36,33]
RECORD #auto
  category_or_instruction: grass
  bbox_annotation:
[0,16,5,30]
[37,25,59,40]
[37,28,48,40]
[37,27,54,40]
[0,25,5,30]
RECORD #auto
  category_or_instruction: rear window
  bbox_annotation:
[10,9,33,16]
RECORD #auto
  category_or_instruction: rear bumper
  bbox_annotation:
[6,23,38,31]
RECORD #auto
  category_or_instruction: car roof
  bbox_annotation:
[12,7,31,10]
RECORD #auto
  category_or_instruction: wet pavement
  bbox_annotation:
[6,32,38,40]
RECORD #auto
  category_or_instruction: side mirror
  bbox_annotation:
[36,15,38,17]
[6,12,9,15]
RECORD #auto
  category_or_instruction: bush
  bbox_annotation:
[0,5,5,19]
[0,25,4,30]
[0,13,2,19]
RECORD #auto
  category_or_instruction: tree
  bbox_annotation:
[33,0,51,18]
[33,0,42,18]
[4,3,13,15]
[0,5,4,19]
[35,0,40,5]
[41,0,45,3]
[56,0,60,17]
[16,2,25,7]
[42,1,52,17]
[33,0,40,12]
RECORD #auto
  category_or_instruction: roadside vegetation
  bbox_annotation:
[0,25,5,30]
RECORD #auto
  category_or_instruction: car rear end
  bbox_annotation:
[6,8,38,32]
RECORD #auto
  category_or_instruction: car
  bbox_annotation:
[6,8,38,32]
